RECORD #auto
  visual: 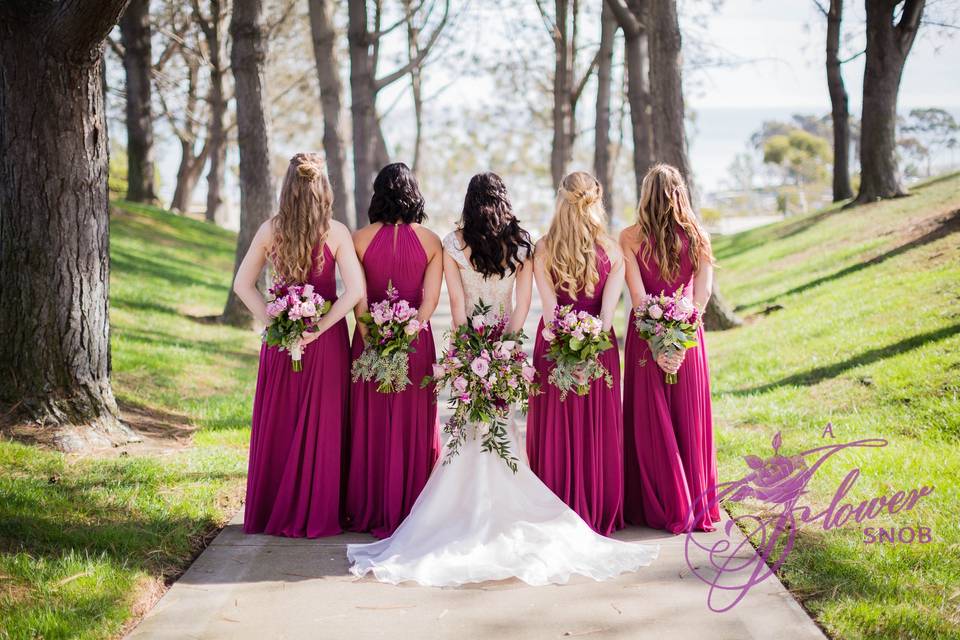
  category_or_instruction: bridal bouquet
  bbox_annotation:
[263,282,332,372]
[541,305,614,401]
[424,301,537,473]
[351,283,427,393]
[633,287,701,384]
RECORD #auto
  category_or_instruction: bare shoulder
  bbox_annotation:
[254,217,276,246]
[533,238,548,262]
[618,224,641,251]
[326,220,350,251]
[413,224,442,256]
[352,222,379,246]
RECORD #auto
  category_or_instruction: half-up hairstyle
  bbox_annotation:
[458,172,533,279]
[367,162,426,225]
[636,163,714,282]
[271,152,333,283]
[542,171,615,298]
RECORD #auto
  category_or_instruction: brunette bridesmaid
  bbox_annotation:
[234,153,365,538]
[344,162,442,539]
[620,163,720,533]
[526,171,626,536]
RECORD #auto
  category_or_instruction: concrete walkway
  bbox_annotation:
[127,511,824,640]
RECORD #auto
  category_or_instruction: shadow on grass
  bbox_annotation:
[115,328,258,365]
[748,208,960,309]
[728,322,960,396]
[111,248,228,293]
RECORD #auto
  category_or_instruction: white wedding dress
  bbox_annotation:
[345,232,658,586]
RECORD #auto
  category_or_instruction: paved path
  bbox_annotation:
[127,287,825,639]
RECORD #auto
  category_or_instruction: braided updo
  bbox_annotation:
[271,153,334,282]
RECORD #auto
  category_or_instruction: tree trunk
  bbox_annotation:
[222,0,275,327]
[0,1,141,451]
[594,1,617,217]
[119,0,158,204]
[204,0,227,224]
[648,0,740,330]
[825,0,853,202]
[170,138,210,213]
[308,0,353,228]
[855,0,925,204]
[348,0,376,226]
[404,0,425,172]
[550,0,574,187]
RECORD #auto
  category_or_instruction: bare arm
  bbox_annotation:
[692,261,714,311]
[443,251,468,328]
[418,238,443,324]
[533,242,558,324]
[352,228,371,338]
[312,223,365,335]
[507,258,534,334]
[231,220,273,326]
[620,228,648,307]
[599,250,625,332]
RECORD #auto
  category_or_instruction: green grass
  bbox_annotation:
[0,202,259,640]
[708,173,960,640]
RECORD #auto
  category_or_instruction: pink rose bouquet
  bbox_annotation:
[423,301,537,472]
[633,286,701,384]
[262,282,332,372]
[351,282,427,392]
[542,304,613,401]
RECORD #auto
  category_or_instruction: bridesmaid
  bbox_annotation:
[234,153,365,538]
[344,162,442,539]
[526,171,626,536]
[620,163,720,533]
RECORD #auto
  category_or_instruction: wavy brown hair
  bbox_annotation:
[270,153,334,283]
[459,172,532,278]
[636,163,714,282]
[542,171,614,298]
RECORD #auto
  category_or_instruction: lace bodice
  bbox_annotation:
[443,231,523,321]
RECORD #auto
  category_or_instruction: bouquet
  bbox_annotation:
[541,305,614,401]
[424,301,537,472]
[633,287,701,384]
[262,282,332,372]
[351,283,427,393]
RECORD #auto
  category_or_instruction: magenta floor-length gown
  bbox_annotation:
[244,244,349,538]
[623,232,720,533]
[344,224,440,539]
[526,248,625,536]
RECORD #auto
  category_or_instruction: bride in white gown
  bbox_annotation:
[347,173,658,586]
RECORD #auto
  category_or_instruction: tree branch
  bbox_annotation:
[571,47,601,105]
[369,0,428,41]
[605,0,641,37]
[375,0,450,90]
[534,0,559,38]
[52,0,131,58]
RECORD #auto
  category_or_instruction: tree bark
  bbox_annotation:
[119,0,158,204]
[308,0,352,228]
[222,0,275,327]
[171,137,210,213]
[550,0,574,187]
[855,0,925,203]
[608,0,653,200]
[594,1,617,216]
[348,0,377,226]
[825,0,853,202]
[199,0,228,224]
[0,1,141,451]
[648,0,740,330]
[404,0,425,173]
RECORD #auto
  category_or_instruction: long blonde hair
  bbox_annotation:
[271,153,333,283]
[542,171,614,298]
[636,163,714,282]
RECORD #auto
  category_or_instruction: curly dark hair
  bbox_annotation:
[367,162,426,225]
[457,172,533,279]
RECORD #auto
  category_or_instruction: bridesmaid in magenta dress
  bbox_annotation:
[344,163,442,539]
[620,163,720,533]
[526,171,626,536]
[233,153,365,538]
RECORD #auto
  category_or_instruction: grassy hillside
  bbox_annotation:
[0,203,258,639]
[709,173,960,640]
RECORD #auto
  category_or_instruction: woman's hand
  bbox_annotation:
[656,350,685,374]
[301,328,324,347]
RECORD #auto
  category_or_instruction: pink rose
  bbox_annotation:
[300,301,317,317]
[541,326,556,342]
[404,319,420,335]
[470,357,489,377]
[453,376,468,393]
[521,365,536,383]
[432,363,446,378]
[648,304,663,320]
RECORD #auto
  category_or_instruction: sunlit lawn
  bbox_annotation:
[706,173,960,639]
[0,202,258,640]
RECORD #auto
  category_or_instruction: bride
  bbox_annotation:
[347,172,658,586]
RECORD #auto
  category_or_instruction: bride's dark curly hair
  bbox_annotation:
[367,162,427,225]
[457,172,533,279]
